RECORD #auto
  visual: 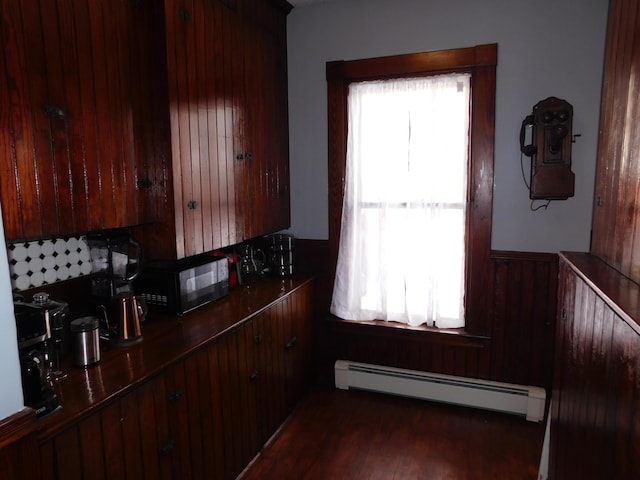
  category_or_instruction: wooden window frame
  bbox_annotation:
[326,43,497,336]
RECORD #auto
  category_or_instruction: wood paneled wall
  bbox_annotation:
[551,253,640,479]
[550,2,640,477]
[490,250,558,388]
[296,240,558,390]
[591,0,640,282]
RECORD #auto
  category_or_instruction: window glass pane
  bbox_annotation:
[355,76,469,205]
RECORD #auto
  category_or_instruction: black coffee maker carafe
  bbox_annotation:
[14,301,60,417]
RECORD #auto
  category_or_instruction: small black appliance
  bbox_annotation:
[14,301,60,417]
[134,254,229,316]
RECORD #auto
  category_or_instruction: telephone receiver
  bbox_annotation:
[519,114,536,157]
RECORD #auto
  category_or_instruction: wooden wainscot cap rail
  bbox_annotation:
[0,408,38,450]
[560,252,640,336]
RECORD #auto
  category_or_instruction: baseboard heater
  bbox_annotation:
[334,360,545,422]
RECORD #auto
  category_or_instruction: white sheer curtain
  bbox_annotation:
[330,73,470,328]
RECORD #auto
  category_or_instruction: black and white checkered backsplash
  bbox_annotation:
[6,236,92,291]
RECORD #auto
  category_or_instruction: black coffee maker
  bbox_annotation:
[86,231,146,345]
[86,231,142,301]
[14,301,60,417]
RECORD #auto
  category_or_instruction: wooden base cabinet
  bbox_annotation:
[39,375,172,480]
[37,278,314,480]
[215,281,314,479]
[551,254,640,479]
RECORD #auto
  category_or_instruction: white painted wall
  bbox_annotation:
[286,0,609,253]
[0,202,25,420]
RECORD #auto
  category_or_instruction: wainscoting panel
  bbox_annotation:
[491,251,559,388]
[297,240,559,391]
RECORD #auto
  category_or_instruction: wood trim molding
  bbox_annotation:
[327,43,498,82]
[326,43,498,336]
[0,408,36,450]
[327,315,490,347]
[491,250,559,262]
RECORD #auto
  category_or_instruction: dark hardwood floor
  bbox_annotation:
[242,386,546,480]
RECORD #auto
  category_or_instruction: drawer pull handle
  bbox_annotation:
[254,334,263,345]
[250,370,259,382]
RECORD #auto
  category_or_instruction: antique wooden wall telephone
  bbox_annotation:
[520,97,575,200]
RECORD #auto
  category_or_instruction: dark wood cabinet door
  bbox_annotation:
[0,0,155,241]
[247,306,287,447]
[215,325,257,480]
[241,0,291,240]
[162,0,246,258]
[281,284,313,412]
[135,0,291,259]
[39,375,171,479]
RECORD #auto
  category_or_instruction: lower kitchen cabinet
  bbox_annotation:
[36,277,314,480]
[215,279,315,479]
[39,375,172,479]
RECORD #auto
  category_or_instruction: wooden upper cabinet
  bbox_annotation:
[162,0,244,258]
[0,0,158,241]
[591,0,640,281]
[152,0,291,259]
[242,0,291,240]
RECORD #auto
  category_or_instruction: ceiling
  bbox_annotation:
[288,0,337,7]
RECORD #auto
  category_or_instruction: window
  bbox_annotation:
[331,74,470,328]
[326,44,496,334]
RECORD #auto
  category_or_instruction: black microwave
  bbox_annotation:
[134,255,229,316]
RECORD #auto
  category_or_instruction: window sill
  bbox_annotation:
[326,314,490,348]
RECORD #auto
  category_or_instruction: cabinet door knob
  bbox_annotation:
[254,334,263,345]
[168,390,183,403]
[44,104,66,119]
[245,151,253,160]
[236,153,244,160]
[187,200,198,210]
[179,7,191,22]
[160,439,176,456]
[250,370,260,382]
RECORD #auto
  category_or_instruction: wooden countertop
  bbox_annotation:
[34,275,314,441]
[560,252,640,335]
